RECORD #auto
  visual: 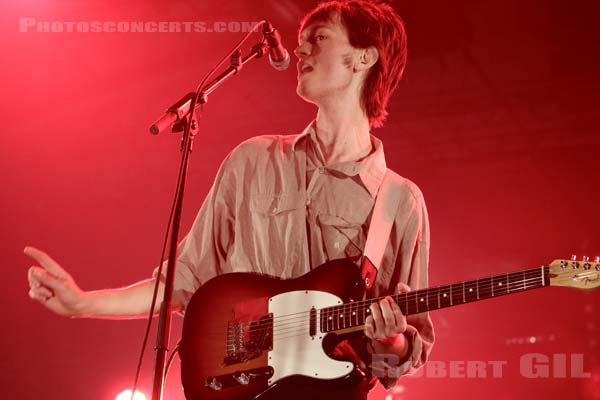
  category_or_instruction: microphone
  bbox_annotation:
[262,20,290,71]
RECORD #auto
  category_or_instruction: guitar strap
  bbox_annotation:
[361,169,404,291]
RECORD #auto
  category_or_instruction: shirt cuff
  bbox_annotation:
[369,325,422,388]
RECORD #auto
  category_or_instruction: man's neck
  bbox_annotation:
[314,102,373,165]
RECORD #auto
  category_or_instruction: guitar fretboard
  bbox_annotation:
[320,266,549,333]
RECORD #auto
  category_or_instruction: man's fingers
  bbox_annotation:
[379,297,397,329]
[364,315,376,339]
[24,246,67,280]
[29,286,53,300]
[369,303,385,339]
[31,268,64,291]
[396,282,412,294]
[29,288,51,302]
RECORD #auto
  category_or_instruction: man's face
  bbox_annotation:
[295,17,359,104]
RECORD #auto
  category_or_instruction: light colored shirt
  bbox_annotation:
[155,122,434,386]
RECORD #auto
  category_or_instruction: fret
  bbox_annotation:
[478,277,492,299]
[418,291,427,312]
[426,288,438,312]
[526,270,542,290]
[462,282,466,303]
[491,275,508,296]
[464,280,478,303]
[506,273,510,293]
[396,294,406,315]
[476,279,480,300]
[508,271,524,292]
[414,292,419,314]
[330,307,335,331]
[451,283,462,306]
[439,285,452,308]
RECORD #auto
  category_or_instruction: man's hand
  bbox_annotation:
[364,282,412,357]
[25,246,89,317]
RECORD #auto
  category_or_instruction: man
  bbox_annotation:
[26,1,434,399]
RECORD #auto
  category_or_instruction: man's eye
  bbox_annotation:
[315,35,326,41]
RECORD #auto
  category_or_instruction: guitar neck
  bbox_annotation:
[320,266,549,333]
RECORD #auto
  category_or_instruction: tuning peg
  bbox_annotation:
[583,256,589,262]
[594,256,600,263]
[571,254,577,261]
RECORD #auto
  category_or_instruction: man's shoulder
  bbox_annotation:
[385,168,426,206]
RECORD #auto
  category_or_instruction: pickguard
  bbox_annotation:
[267,290,354,385]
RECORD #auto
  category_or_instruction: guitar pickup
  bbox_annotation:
[309,306,317,336]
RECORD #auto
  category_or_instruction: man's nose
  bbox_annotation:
[294,42,310,58]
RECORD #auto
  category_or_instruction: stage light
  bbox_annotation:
[115,389,146,400]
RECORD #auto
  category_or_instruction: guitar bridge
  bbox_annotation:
[225,314,273,365]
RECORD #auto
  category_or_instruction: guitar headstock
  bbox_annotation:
[548,256,600,290]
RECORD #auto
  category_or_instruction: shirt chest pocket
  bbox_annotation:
[247,192,306,274]
[317,213,366,260]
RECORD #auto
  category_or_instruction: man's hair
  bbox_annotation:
[300,0,407,128]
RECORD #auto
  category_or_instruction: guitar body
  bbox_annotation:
[180,258,365,400]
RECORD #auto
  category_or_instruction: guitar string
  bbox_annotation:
[230,273,548,336]
[229,268,596,339]
[250,280,550,346]
[224,279,551,350]
[224,280,550,347]
[236,272,546,331]
[221,275,548,347]
[236,266,596,335]
[268,278,547,336]
[250,274,589,339]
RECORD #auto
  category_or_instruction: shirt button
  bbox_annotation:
[306,199,311,206]
[318,167,325,174]
[271,207,278,214]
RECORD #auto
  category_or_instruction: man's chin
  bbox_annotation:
[296,85,316,104]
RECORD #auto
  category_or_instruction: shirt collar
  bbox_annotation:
[293,121,387,198]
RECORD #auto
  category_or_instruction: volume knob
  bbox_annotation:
[205,376,223,391]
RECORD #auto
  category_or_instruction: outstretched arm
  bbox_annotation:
[25,246,183,319]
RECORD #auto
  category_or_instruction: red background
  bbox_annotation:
[1,0,599,399]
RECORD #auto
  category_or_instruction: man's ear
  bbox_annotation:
[354,46,379,72]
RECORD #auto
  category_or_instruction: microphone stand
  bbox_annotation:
[151,39,268,400]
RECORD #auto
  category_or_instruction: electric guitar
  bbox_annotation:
[179,257,600,400]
